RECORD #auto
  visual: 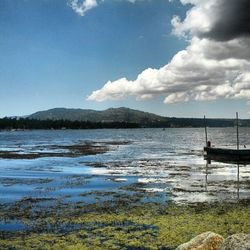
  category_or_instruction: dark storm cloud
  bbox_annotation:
[201,0,250,41]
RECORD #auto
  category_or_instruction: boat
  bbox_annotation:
[203,112,250,162]
[204,147,250,156]
[204,147,250,161]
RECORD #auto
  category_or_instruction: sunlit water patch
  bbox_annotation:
[0,128,249,206]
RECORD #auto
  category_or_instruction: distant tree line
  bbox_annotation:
[0,118,140,130]
[0,117,250,130]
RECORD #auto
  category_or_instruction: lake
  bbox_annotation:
[0,128,249,207]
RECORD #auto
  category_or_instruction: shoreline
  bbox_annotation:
[0,199,249,249]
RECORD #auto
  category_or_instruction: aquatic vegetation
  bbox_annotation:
[0,200,249,249]
[0,140,131,159]
[63,175,90,188]
[0,178,53,187]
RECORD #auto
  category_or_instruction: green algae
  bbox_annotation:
[0,201,249,250]
[0,178,53,187]
[0,140,127,160]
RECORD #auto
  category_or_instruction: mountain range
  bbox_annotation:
[27,107,250,127]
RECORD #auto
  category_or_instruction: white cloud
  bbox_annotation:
[69,0,143,16]
[68,0,98,16]
[164,92,189,104]
[88,36,250,103]
[173,0,250,41]
[87,0,250,104]
[171,0,214,39]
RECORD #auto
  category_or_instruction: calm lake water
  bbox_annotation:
[0,128,249,205]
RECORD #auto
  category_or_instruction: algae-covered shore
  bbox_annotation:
[0,129,249,249]
[0,199,249,249]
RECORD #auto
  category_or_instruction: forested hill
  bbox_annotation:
[1,107,250,129]
[28,107,165,124]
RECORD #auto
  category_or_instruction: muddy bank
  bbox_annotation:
[0,140,131,159]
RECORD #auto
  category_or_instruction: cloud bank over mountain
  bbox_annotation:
[87,0,250,104]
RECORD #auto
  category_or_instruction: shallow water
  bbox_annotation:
[0,128,249,205]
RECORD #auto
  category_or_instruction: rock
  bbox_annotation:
[176,231,224,250]
[220,233,250,250]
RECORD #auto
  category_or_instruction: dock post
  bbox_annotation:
[204,115,208,146]
[236,112,239,151]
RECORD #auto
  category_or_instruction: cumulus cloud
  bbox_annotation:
[172,0,250,41]
[68,0,98,16]
[69,0,143,16]
[88,0,250,104]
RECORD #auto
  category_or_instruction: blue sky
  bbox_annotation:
[1,0,250,118]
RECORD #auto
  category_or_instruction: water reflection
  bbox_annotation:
[205,161,208,192]
[204,156,248,201]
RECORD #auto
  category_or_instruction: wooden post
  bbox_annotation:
[236,112,239,150]
[204,115,208,146]
[237,163,240,200]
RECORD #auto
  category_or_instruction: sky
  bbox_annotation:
[0,0,250,118]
